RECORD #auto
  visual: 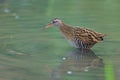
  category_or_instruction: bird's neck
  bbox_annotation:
[59,22,73,39]
[59,22,70,31]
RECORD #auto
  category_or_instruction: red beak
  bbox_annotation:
[45,23,53,28]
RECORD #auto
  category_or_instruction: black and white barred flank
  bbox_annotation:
[73,36,88,49]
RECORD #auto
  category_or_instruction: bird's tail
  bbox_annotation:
[98,34,105,41]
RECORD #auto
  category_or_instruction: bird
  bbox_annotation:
[45,18,105,49]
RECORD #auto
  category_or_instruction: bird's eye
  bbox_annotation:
[53,20,57,23]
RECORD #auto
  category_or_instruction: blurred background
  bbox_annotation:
[0,0,120,80]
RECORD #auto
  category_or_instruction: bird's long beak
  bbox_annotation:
[45,23,53,28]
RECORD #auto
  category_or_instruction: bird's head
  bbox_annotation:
[45,18,62,28]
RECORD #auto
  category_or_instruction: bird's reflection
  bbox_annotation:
[50,48,104,80]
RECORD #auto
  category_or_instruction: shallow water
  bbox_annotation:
[0,0,120,80]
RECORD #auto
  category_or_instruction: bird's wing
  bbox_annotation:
[73,27,104,44]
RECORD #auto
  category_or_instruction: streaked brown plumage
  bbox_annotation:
[46,18,105,49]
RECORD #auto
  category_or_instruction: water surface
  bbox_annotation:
[0,0,120,80]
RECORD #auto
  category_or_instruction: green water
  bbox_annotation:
[0,0,120,80]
